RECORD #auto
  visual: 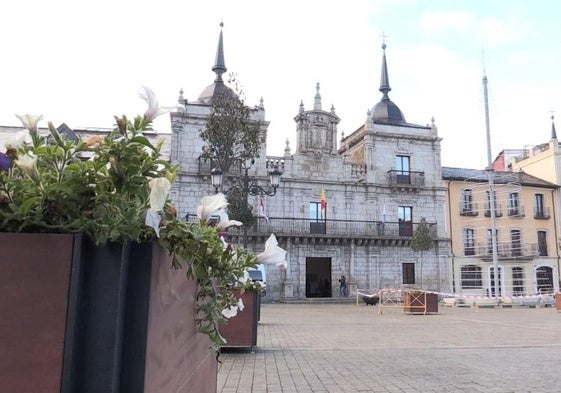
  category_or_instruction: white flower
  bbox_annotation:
[15,114,43,136]
[213,207,242,230]
[236,298,245,312]
[221,305,239,319]
[238,270,251,285]
[197,193,228,221]
[256,233,287,268]
[15,153,37,180]
[221,298,245,319]
[138,86,170,122]
[148,177,171,212]
[0,130,30,152]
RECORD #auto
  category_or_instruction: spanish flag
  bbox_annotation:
[320,188,327,219]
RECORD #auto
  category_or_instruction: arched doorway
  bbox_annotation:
[536,266,554,293]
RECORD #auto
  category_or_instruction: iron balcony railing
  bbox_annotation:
[242,218,437,239]
[464,242,539,259]
[484,204,503,217]
[459,202,479,216]
[507,205,525,218]
[534,207,551,219]
[386,170,425,188]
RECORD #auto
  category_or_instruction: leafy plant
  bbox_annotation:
[199,75,261,173]
[0,87,284,351]
[411,217,433,288]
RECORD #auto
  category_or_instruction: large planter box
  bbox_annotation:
[0,233,216,393]
[219,290,259,349]
[403,290,439,314]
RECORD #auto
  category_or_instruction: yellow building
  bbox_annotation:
[443,167,559,298]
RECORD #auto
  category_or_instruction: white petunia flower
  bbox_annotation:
[221,305,239,319]
[0,130,31,152]
[148,177,171,212]
[213,207,242,230]
[197,193,228,221]
[238,270,251,285]
[14,153,38,180]
[256,233,287,268]
[15,114,43,136]
[138,86,171,122]
[236,298,245,312]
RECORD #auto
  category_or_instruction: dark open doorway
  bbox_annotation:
[305,257,332,298]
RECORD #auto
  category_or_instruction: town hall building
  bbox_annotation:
[168,28,451,301]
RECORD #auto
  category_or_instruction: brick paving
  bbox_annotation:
[217,302,561,392]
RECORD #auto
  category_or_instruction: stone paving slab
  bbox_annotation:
[217,303,561,393]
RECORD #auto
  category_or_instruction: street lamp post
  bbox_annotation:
[210,160,283,248]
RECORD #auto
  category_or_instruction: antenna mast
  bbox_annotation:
[482,71,500,303]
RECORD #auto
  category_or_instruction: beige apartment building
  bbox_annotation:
[443,167,559,297]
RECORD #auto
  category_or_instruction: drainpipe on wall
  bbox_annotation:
[552,188,560,292]
[446,180,456,293]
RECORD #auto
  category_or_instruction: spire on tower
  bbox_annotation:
[314,82,322,110]
[212,22,227,83]
[379,41,391,100]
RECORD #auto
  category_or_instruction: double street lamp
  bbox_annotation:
[210,160,283,247]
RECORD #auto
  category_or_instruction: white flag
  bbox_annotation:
[259,197,269,223]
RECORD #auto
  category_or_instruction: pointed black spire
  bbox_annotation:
[197,22,236,104]
[551,114,557,140]
[212,22,227,83]
[379,43,391,100]
[371,40,405,124]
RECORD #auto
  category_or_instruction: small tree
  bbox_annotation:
[200,75,261,173]
[199,75,261,228]
[411,217,433,288]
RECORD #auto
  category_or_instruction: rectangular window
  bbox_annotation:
[398,206,413,236]
[508,192,520,216]
[463,228,475,256]
[309,202,322,221]
[511,229,521,257]
[461,265,482,288]
[485,190,501,217]
[309,202,326,234]
[538,230,548,256]
[461,189,474,213]
[512,267,524,296]
[487,228,498,256]
[395,155,411,184]
[402,262,415,285]
[535,194,546,218]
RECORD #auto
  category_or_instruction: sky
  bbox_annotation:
[1,0,560,169]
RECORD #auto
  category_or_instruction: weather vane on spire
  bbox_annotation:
[380,31,388,49]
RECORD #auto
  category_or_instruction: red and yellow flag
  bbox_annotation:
[320,188,327,218]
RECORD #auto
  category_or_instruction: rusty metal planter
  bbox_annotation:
[0,233,216,393]
[219,290,259,350]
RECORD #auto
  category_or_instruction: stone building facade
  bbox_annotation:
[166,30,450,301]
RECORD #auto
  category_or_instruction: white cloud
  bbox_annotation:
[478,17,522,46]
[420,11,473,32]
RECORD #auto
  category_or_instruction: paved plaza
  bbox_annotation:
[217,301,561,393]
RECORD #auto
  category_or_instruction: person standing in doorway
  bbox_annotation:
[338,275,347,297]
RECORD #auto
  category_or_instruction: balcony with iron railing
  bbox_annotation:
[463,242,538,260]
[249,218,436,242]
[484,204,503,217]
[534,207,551,219]
[459,202,479,216]
[186,215,439,245]
[387,170,425,189]
[507,205,525,218]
